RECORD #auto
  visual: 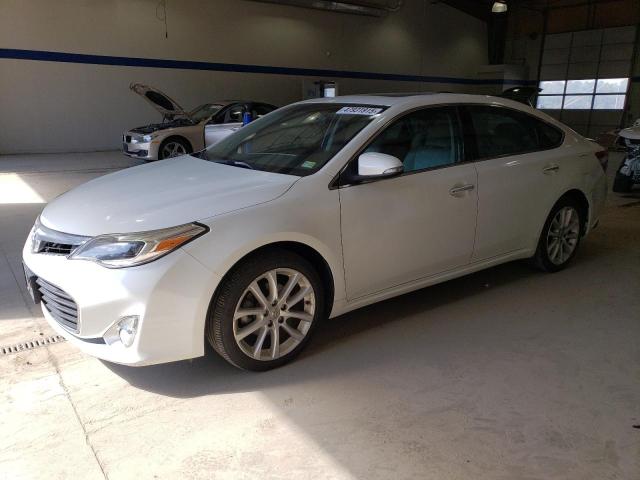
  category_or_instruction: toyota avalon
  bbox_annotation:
[23,93,607,370]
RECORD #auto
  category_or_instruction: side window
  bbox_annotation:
[225,105,246,123]
[208,112,224,125]
[364,108,462,173]
[535,120,564,149]
[253,104,275,118]
[467,106,562,158]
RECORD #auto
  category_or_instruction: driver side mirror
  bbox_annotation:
[357,152,403,178]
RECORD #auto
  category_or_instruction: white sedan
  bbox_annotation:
[23,93,607,370]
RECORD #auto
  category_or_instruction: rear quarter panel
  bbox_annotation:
[543,131,607,239]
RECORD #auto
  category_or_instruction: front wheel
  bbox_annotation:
[532,199,584,272]
[206,249,324,371]
[158,137,191,160]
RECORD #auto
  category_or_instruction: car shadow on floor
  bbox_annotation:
[101,207,637,480]
[104,259,539,399]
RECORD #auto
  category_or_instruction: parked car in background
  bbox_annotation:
[613,120,640,192]
[24,93,607,371]
[123,83,277,160]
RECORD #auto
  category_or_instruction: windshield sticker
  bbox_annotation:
[336,106,383,116]
[301,160,317,169]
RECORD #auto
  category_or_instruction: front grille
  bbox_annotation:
[31,220,89,256]
[36,278,79,333]
[39,242,75,255]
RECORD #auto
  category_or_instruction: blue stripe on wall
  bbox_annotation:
[0,48,538,86]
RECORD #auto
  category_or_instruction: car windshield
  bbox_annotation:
[189,103,223,122]
[200,103,385,176]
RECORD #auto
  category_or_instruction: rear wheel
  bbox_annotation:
[532,198,584,272]
[207,249,324,371]
[158,137,191,160]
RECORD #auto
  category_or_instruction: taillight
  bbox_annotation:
[595,150,608,172]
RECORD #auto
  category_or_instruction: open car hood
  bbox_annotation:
[130,83,190,120]
[499,87,541,107]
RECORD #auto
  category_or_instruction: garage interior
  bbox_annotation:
[0,0,639,479]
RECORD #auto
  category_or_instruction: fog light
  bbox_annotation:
[117,315,139,347]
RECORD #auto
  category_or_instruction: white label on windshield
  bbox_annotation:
[336,106,383,116]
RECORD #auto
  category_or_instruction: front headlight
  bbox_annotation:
[130,134,155,143]
[68,223,208,268]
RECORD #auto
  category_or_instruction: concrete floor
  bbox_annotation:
[0,151,638,480]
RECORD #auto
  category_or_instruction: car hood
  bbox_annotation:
[40,156,299,236]
[129,118,197,135]
[130,83,190,120]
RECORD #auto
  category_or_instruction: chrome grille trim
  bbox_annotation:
[31,219,89,256]
[36,277,79,333]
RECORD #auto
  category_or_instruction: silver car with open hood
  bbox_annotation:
[122,83,277,161]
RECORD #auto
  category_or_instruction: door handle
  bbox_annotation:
[543,164,560,174]
[449,184,475,196]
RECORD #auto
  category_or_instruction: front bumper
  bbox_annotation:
[122,133,160,160]
[22,242,220,366]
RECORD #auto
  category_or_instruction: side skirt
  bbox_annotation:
[329,248,533,318]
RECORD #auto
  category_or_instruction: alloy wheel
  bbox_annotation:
[233,268,316,361]
[546,206,580,265]
[161,142,187,158]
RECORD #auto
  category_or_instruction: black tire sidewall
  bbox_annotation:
[534,199,584,272]
[207,249,325,371]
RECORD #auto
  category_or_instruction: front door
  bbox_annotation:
[204,104,246,146]
[339,107,478,300]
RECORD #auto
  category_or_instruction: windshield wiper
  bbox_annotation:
[214,160,254,170]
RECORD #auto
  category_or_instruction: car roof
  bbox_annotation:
[213,100,275,106]
[299,93,530,109]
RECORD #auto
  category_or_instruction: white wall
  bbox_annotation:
[0,0,489,153]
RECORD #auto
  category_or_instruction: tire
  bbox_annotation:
[612,173,633,193]
[206,249,325,371]
[158,137,191,160]
[532,197,584,273]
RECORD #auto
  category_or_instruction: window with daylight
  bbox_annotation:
[536,78,629,110]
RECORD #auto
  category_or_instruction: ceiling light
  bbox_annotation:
[492,1,507,13]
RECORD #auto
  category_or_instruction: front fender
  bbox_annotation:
[183,186,345,316]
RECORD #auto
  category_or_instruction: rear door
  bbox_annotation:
[463,105,566,260]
